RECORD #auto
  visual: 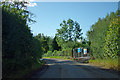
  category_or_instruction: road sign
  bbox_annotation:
[84,49,87,54]
[78,48,81,53]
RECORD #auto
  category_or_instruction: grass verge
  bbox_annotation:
[43,56,72,60]
[6,60,45,79]
[88,58,119,71]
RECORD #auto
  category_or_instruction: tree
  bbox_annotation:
[1,1,36,25]
[2,1,42,78]
[35,33,51,53]
[104,17,120,59]
[52,36,61,51]
[32,37,43,62]
[56,19,83,49]
[87,10,118,59]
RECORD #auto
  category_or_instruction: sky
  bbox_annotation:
[27,2,118,38]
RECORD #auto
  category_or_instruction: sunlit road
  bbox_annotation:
[31,58,119,79]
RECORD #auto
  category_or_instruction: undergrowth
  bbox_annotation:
[89,58,119,71]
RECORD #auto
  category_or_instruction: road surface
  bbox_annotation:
[31,58,119,79]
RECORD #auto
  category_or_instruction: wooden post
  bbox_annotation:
[81,47,83,57]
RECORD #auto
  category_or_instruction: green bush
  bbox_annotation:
[62,48,72,57]
[53,50,57,56]
[89,58,118,70]
[56,51,62,56]
[46,51,53,57]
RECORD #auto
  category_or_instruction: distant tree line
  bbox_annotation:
[87,10,120,59]
[34,33,61,53]
[39,19,90,57]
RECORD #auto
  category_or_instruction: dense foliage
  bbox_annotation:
[104,17,120,59]
[45,49,73,57]
[2,1,43,77]
[52,36,61,51]
[34,33,50,53]
[87,10,119,59]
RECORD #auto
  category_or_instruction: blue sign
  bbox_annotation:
[78,48,81,53]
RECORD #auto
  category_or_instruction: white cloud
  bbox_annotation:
[27,2,37,7]
[1,0,37,7]
[1,0,120,2]
[27,0,120,2]
[1,0,119,7]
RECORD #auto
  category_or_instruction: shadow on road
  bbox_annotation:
[30,59,119,79]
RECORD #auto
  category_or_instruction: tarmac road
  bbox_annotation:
[31,58,119,79]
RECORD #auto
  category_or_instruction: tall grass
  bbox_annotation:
[89,58,119,71]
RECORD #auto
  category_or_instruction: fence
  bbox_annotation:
[73,48,89,58]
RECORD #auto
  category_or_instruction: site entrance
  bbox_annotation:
[73,47,89,58]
